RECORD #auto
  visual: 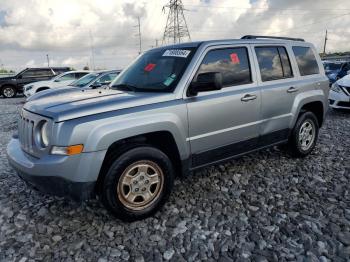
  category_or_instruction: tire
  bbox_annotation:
[101,146,174,221]
[288,111,319,157]
[1,86,17,98]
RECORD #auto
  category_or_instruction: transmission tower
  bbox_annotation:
[162,0,191,45]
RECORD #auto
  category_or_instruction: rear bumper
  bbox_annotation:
[6,137,106,201]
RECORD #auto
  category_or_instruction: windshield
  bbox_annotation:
[69,73,100,87]
[111,47,197,92]
[324,63,342,71]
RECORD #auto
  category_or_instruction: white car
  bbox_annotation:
[23,71,90,97]
[329,72,350,110]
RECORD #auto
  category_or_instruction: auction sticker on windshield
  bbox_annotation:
[163,49,191,58]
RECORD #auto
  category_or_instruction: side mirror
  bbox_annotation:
[91,83,102,89]
[188,72,223,96]
[17,75,23,79]
[54,79,60,82]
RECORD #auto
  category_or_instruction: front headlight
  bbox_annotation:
[35,120,50,148]
[331,83,343,93]
[25,85,33,91]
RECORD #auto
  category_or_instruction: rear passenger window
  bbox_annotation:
[292,46,319,76]
[255,46,293,81]
[197,47,252,87]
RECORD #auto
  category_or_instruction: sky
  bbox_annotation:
[0,0,349,72]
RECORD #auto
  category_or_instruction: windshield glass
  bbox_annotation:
[324,63,342,71]
[69,73,100,87]
[111,47,197,92]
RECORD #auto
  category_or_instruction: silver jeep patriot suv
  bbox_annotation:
[7,36,329,220]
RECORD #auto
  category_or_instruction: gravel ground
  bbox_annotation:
[0,96,349,262]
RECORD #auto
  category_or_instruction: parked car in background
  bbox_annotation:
[329,73,350,110]
[68,70,121,89]
[7,36,329,220]
[0,67,71,98]
[23,71,90,97]
[323,61,350,84]
[26,70,121,102]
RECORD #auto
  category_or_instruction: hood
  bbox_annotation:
[337,75,350,86]
[24,88,176,122]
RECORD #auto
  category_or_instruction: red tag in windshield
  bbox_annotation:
[230,53,240,64]
[144,63,156,72]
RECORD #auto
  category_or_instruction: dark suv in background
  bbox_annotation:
[0,67,71,98]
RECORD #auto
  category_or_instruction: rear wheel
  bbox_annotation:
[288,111,319,157]
[101,146,174,221]
[1,86,17,98]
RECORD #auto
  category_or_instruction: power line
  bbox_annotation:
[183,3,350,12]
[162,0,191,45]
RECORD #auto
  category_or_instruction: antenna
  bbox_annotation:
[162,0,191,45]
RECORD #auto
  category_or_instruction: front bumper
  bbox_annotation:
[329,90,350,109]
[6,137,107,201]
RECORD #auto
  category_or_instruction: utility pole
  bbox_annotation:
[323,30,328,57]
[135,16,142,54]
[46,54,50,67]
[89,30,95,70]
[162,0,191,45]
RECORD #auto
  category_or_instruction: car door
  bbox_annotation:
[185,45,261,168]
[252,44,297,145]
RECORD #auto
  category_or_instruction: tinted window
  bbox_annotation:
[197,47,252,87]
[58,73,76,81]
[95,72,119,85]
[21,70,36,78]
[255,47,293,81]
[33,69,53,77]
[111,47,197,92]
[292,46,319,76]
[70,73,100,87]
[75,72,88,79]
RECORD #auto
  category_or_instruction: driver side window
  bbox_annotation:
[196,47,252,88]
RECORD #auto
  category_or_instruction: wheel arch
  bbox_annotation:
[95,131,184,195]
[291,90,326,128]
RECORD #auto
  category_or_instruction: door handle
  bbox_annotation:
[241,94,257,102]
[287,87,298,93]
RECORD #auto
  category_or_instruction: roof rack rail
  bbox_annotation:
[241,35,305,42]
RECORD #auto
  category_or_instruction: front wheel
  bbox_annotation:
[101,146,174,221]
[1,86,17,98]
[288,111,319,157]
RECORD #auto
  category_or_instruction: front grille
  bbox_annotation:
[17,109,51,158]
[18,115,35,154]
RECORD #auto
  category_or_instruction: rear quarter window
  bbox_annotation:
[292,46,320,76]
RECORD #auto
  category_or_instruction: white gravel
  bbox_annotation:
[0,96,349,261]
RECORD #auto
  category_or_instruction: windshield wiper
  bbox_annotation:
[111,83,138,92]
